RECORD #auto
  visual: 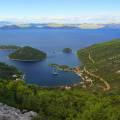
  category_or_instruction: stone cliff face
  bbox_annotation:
[0,103,37,120]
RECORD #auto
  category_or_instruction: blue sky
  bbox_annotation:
[0,0,120,23]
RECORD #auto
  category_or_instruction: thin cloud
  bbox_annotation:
[0,15,120,24]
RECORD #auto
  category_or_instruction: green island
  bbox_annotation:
[63,48,72,53]
[0,40,120,120]
[0,45,20,50]
[9,46,47,61]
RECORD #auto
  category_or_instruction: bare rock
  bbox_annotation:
[0,103,37,120]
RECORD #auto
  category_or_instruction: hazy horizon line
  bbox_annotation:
[0,15,120,24]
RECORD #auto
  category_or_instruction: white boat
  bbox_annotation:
[52,68,59,75]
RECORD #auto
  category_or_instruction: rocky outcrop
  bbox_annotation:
[0,103,37,120]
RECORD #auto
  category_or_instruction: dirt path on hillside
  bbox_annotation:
[83,67,111,91]
[88,53,95,64]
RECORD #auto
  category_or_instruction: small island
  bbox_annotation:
[9,46,47,61]
[63,48,72,53]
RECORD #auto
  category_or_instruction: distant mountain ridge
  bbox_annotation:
[0,21,120,29]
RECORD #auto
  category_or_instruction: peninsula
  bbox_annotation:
[77,39,120,91]
[0,62,22,80]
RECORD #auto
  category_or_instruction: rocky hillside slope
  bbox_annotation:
[0,103,37,120]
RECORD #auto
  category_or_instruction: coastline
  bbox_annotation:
[9,58,42,62]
